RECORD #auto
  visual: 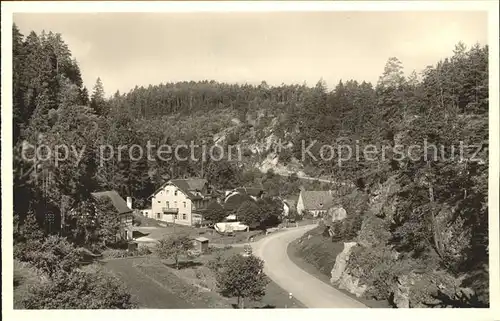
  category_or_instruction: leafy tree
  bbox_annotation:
[205,160,242,190]
[95,197,122,247]
[237,201,262,228]
[256,197,283,228]
[66,199,99,246]
[155,234,194,269]
[204,201,227,223]
[214,253,269,309]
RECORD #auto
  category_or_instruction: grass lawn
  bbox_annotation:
[104,246,305,309]
[287,238,390,308]
[14,260,47,309]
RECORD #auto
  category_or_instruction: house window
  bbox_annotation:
[166,201,170,208]
[157,201,161,203]
[182,214,187,220]
[174,201,178,208]
[174,190,178,196]
[156,213,161,219]
[183,201,186,208]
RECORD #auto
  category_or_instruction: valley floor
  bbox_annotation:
[103,248,305,309]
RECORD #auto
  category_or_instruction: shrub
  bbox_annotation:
[18,212,44,242]
[136,245,152,256]
[329,189,368,242]
[21,265,137,309]
[16,236,81,277]
[102,249,131,258]
[330,214,363,242]
[207,251,225,272]
[302,211,314,219]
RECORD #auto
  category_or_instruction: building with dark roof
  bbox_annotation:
[296,190,334,217]
[91,190,133,240]
[223,187,265,213]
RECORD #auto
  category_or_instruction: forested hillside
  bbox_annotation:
[13,24,488,307]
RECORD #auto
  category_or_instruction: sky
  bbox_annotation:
[14,11,488,96]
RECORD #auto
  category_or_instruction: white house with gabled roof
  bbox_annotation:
[150,178,216,226]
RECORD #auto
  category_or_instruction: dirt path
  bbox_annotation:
[251,225,368,308]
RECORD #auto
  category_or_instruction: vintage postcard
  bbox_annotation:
[1,1,499,321]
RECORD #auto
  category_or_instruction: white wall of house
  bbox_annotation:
[310,210,326,217]
[283,202,290,217]
[297,192,305,214]
[141,209,152,218]
[296,191,327,217]
[151,184,193,226]
[118,213,133,240]
[120,214,133,226]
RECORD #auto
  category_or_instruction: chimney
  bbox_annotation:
[126,197,133,210]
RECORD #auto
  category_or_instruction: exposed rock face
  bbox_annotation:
[368,175,399,221]
[393,275,411,308]
[330,242,357,282]
[338,272,367,298]
[256,151,305,177]
[330,242,367,297]
[328,206,347,222]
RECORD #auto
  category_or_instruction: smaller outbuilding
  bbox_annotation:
[193,236,209,253]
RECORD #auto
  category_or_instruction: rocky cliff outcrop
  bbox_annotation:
[329,173,477,307]
[330,242,367,297]
[328,206,347,222]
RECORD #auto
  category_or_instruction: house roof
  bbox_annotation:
[224,193,255,211]
[172,178,207,191]
[170,178,207,199]
[233,187,264,197]
[194,236,209,242]
[300,191,334,211]
[91,190,132,215]
[151,178,210,200]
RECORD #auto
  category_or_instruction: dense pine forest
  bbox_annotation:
[13,23,488,308]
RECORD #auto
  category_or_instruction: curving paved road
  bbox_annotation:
[252,225,368,308]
